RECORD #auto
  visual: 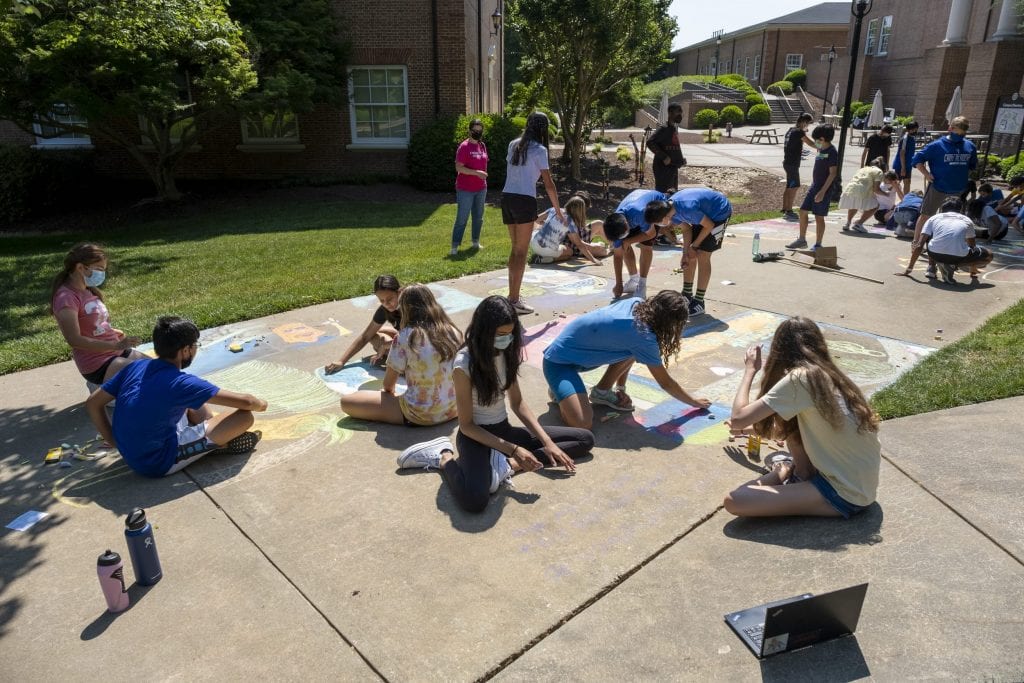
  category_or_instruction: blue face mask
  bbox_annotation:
[949,132,965,142]
[494,333,514,350]
[84,268,106,288]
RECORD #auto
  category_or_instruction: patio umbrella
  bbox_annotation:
[945,85,962,123]
[867,89,885,128]
[831,82,841,114]
[658,89,669,124]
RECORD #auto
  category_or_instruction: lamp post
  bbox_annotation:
[836,0,873,171]
[490,4,501,36]
[822,45,837,118]
[714,37,722,77]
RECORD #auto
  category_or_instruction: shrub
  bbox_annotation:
[0,145,96,226]
[999,155,1021,178]
[745,92,765,107]
[694,108,720,128]
[746,104,772,125]
[1005,161,1024,181]
[853,102,873,118]
[768,80,794,95]
[615,145,631,163]
[719,105,744,126]
[783,69,807,88]
[895,115,914,126]
[407,113,520,191]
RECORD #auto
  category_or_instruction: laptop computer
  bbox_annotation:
[724,583,868,658]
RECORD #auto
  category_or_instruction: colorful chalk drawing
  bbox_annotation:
[487,269,610,304]
[206,361,340,415]
[315,362,407,396]
[350,283,481,315]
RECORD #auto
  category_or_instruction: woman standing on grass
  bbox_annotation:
[396,296,594,513]
[724,317,881,518]
[449,118,489,256]
[325,275,402,373]
[501,112,564,315]
[339,284,462,426]
[51,243,146,384]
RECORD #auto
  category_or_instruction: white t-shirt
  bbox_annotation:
[502,139,549,197]
[453,348,508,425]
[923,212,975,257]
[874,182,897,211]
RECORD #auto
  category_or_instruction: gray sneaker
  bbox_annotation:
[851,223,868,234]
[786,238,808,249]
[939,263,957,284]
[925,265,937,279]
[397,436,452,470]
[511,298,535,315]
[489,449,514,493]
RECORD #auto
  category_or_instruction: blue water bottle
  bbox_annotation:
[124,508,162,585]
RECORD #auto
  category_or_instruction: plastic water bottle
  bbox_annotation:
[124,508,162,586]
[97,549,129,613]
[752,232,761,259]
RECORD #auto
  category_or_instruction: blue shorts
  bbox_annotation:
[800,185,830,217]
[809,473,868,519]
[543,358,588,402]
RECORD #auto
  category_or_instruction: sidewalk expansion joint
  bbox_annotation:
[477,505,726,682]
[185,471,391,682]
[881,452,1024,569]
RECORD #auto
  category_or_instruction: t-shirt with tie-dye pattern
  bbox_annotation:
[387,326,458,425]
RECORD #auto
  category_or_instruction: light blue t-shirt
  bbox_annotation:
[532,207,579,252]
[616,189,668,231]
[543,298,663,369]
[669,188,732,225]
[502,139,549,197]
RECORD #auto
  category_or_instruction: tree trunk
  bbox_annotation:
[154,164,183,201]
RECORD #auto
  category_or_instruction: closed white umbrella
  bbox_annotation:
[867,89,885,128]
[659,89,669,124]
[945,85,962,123]
[831,82,841,114]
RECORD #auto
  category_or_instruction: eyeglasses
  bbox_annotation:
[191,341,202,349]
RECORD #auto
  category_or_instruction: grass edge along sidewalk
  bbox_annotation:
[871,297,1024,419]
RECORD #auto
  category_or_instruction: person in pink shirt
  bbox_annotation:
[450,118,489,256]
[51,243,146,385]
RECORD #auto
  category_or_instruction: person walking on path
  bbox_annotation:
[396,296,594,513]
[501,113,564,315]
[450,118,489,256]
[723,317,881,518]
[908,116,978,278]
[787,125,839,251]
[647,103,687,193]
[780,113,815,221]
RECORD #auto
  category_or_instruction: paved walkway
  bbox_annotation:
[1,210,1023,680]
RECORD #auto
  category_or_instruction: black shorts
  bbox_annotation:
[687,217,730,253]
[501,193,537,225]
[783,163,801,189]
[82,349,131,385]
[928,246,991,265]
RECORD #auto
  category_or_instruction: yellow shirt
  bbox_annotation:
[762,369,881,506]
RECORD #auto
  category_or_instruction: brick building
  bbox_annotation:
[668,3,850,97]
[0,0,506,181]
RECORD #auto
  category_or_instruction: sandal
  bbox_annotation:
[589,386,634,412]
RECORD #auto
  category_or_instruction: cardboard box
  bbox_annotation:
[813,246,838,268]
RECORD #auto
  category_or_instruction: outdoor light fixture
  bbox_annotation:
[490,5,502,36]
[712,29,723,78]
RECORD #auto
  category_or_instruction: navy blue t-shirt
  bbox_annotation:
[811,145,839,189]
[911,135,978,194]
[102,358,219,477]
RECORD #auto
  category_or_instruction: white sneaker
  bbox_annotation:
[396,436,452,470]
[511,299,534,315]
[449,246,458,257]
[472,241,482,250]
[636,280,647,299]
[622,274,640,294]
[895,225,911,238]
[851,223,868,234]
[489,449,514,493]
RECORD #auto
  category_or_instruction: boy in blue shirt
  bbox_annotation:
[85,316,268,477]
[669,187,732,316]
[609,189,672,300]
[787,125,839,251]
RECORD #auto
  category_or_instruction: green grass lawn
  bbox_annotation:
[871,298,1024,419]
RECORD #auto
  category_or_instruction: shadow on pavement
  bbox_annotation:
[721,504,884,552]
[760,634,871,681]
[80,581,156,641]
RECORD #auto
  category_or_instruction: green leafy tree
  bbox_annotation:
[508,0,676,180]
[0,0,257,200]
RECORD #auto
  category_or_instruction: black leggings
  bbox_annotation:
[441,420,595,513]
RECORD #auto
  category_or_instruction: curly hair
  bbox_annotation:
[632,291,689,365]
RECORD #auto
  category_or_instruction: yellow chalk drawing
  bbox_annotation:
[257,413,353,444]
[488,284,545,298]
[685,422,731,445]
[322,318,352,337]
[272,322,326,344]
[827,340,886,358]
[206,361,339,416]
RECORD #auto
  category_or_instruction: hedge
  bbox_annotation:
[768,80,794,95]
[1005,161,1024,182]
[745,92,765,107]
[0,145,96,226]
[407,113,520,192]
[746,104,772,125]
[719,105,745,126]
[783,69,807,88]
[694,108,720,128]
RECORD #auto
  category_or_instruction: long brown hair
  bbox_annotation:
[755,317,879,439]
[397,284,462,362]
[563,196,587,231]
[632,291,689,365]
[510,112,549,166]
[51,243,106,311]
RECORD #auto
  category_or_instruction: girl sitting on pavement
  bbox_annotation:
[724,317,881,518]
[396,296,594,513]
[340,284,461,426]
[51,243,147,385]
[838,157,885,233]
[325,275,401,373]
[529,195,607,264]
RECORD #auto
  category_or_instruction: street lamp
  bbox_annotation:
[823,45,837,118]
[836,0,874,172]
[490,4,502,36]
[714,37,722,77]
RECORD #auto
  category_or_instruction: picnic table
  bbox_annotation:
[748,128,780,144]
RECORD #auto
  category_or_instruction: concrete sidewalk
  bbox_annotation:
[1,214,1022,680]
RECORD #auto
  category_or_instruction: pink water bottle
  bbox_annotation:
[97,549,129,613]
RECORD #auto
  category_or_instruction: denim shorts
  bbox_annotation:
[809,473,868,519]
[542,358,588,402]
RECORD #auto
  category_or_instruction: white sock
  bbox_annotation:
[637,277,647,285]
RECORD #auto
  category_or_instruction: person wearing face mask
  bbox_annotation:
[325,275,402,373]
[397,296,593,513]
[647,103,687,193]
[450,118,490,256]
[51,243,147,385]
[85,316,267,477]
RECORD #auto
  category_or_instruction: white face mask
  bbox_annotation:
[84,268,106,288]
[494,333,514,350]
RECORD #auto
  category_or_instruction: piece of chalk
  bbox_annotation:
[721,280,735,285]
[59,461,72,468]
[229,342,243,353]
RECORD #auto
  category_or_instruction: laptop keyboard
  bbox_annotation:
[742,623,764,648]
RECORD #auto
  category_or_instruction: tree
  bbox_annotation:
[0,0,257,200]
[508,0,675,180]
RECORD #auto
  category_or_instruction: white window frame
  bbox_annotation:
[785,53,803,71]
[753,54,761,79]
[877,15,893,56]
[865,17,880,55]
[743,57,750,79]
[347,65,410,149]
[722,60,730,73]
[33,104,92,148]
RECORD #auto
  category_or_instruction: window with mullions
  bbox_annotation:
[865,18,880,55]
[242,110,300,143]
[348,66,409,146]
[877,16,893,56]
[34,104,91,147]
